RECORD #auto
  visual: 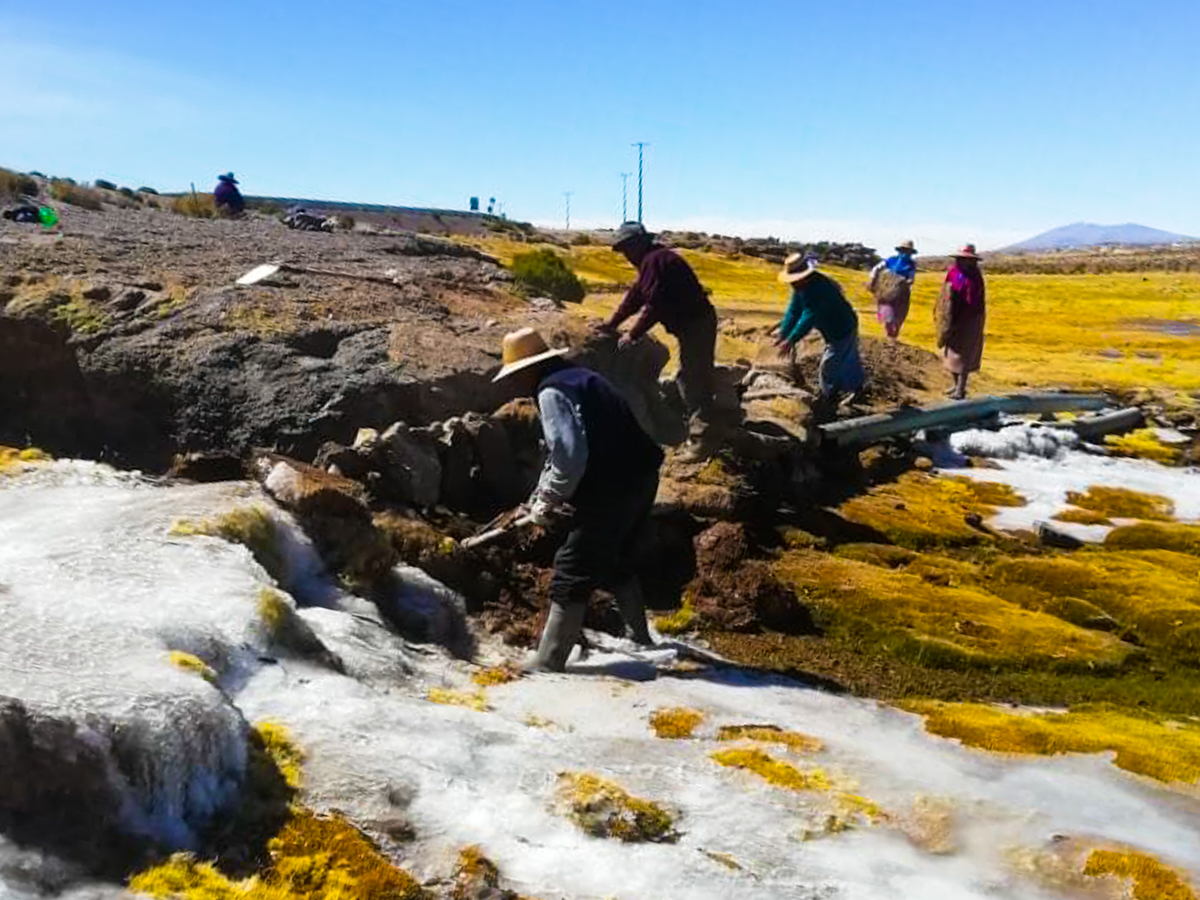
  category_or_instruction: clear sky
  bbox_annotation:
[1,0,1196,253]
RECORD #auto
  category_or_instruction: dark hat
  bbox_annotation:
[612,220,652,250]
[218,172,239,184]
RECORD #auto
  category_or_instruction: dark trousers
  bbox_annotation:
[549,466,660,609]
[674,306,717,431]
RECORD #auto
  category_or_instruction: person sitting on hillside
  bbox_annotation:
[936,244,987,400]
[774,253,865,418]
[492,327,664,673]
[868,239,917,340]
[212,173,244,217]
[598,221,718,460]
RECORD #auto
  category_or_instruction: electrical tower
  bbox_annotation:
[631,142,649,223]
[620,172,631,223]
[564,191,573,231]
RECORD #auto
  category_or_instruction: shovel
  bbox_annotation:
[236,262,403,287]
[459,513,538,551]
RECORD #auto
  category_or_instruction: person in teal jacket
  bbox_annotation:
[773,253,865,411]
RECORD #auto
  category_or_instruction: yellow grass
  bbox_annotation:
[904,701,1200,785]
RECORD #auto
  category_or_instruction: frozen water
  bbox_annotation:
[4,460,1200,899]
[947,446,1200,539]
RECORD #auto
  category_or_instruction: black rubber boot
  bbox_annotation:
[614,579,654,646]
[524,602,587,673]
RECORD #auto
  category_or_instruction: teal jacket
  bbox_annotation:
[777,272,858,344]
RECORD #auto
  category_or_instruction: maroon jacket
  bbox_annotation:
[608,245,712,339]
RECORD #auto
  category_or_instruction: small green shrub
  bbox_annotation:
[571,232,592,246]
[49,180,103,210]
[510,248,585,304]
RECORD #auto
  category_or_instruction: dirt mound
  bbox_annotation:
[686,522,813,635]
[789,336,945,408]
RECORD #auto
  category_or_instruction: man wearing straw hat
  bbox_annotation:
[773,253,865,417]
[493,327,664,672]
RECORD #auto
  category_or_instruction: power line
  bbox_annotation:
[619,173,631,223]
[563,191,573,231]
[631,142,649,223]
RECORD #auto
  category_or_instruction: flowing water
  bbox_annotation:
[2,456,1199,899]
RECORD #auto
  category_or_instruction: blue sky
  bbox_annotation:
[1,0,1196,252]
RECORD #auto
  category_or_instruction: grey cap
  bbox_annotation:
[612,220,652,250]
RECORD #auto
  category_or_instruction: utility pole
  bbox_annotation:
[619,173,631,223]
[563,191,573,231]
[631,142,649,223]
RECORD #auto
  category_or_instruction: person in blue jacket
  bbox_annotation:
[773,253,865,414]
[213,173,244,216]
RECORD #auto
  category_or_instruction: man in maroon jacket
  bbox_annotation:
[598,221,717,457]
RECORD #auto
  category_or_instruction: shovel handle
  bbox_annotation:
[459,514,537,550]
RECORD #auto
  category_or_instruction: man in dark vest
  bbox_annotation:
[493,327,664,672]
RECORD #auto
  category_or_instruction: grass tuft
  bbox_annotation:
[169,651,218,684]
[557,772,677,843]
[1083,849,1198,900]
[426,687,490,712]
[648,707,704,739]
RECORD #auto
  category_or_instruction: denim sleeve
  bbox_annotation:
[532,387,589,505]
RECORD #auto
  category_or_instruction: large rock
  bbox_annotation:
[379,421,442,508]
[253,452,398,587]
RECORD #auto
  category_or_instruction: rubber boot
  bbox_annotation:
[614,579,654,646]
[524,602,587,673]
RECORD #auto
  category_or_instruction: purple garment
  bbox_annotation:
[945,262,984,306]
[609,245,713,339]
[213,180,244,213]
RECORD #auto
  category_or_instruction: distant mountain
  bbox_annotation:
[1000,222,1197,254]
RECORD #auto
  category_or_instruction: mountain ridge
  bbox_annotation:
[1001,222,1197,253]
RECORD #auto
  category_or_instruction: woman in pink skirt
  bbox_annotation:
[868,239,917,340]
[936,244,986,400]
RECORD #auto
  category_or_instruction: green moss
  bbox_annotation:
[648,708,704,739]
[1105,429,1186,465]
[171,507,287,584]
[988,552,1200,654]
[653,595,698,635]
[711,747,831,792]
[1052,507,1113,526]
[836,473,999,549]
[904,701,1200,784]
[1064,486,1175,522]
[0,445,50,473]
[1106,522,1200,556]
[426,687,490,712]
[557,772,677,843]
[169,651,217,684]
[944,476,1028,508]
[717,725,823,753]
[471,666,519,687]
[774,548,1127,668]
[253,722,305,791]
[1084,849,1199,900]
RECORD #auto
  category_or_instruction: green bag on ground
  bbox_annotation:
[38,207,59,227]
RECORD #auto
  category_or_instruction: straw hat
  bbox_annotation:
[951,243,981,260]
[777,252,818,284]
[895,240,917,253]
[492,327,570,382]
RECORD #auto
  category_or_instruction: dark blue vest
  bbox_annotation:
[539,366,663,510]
